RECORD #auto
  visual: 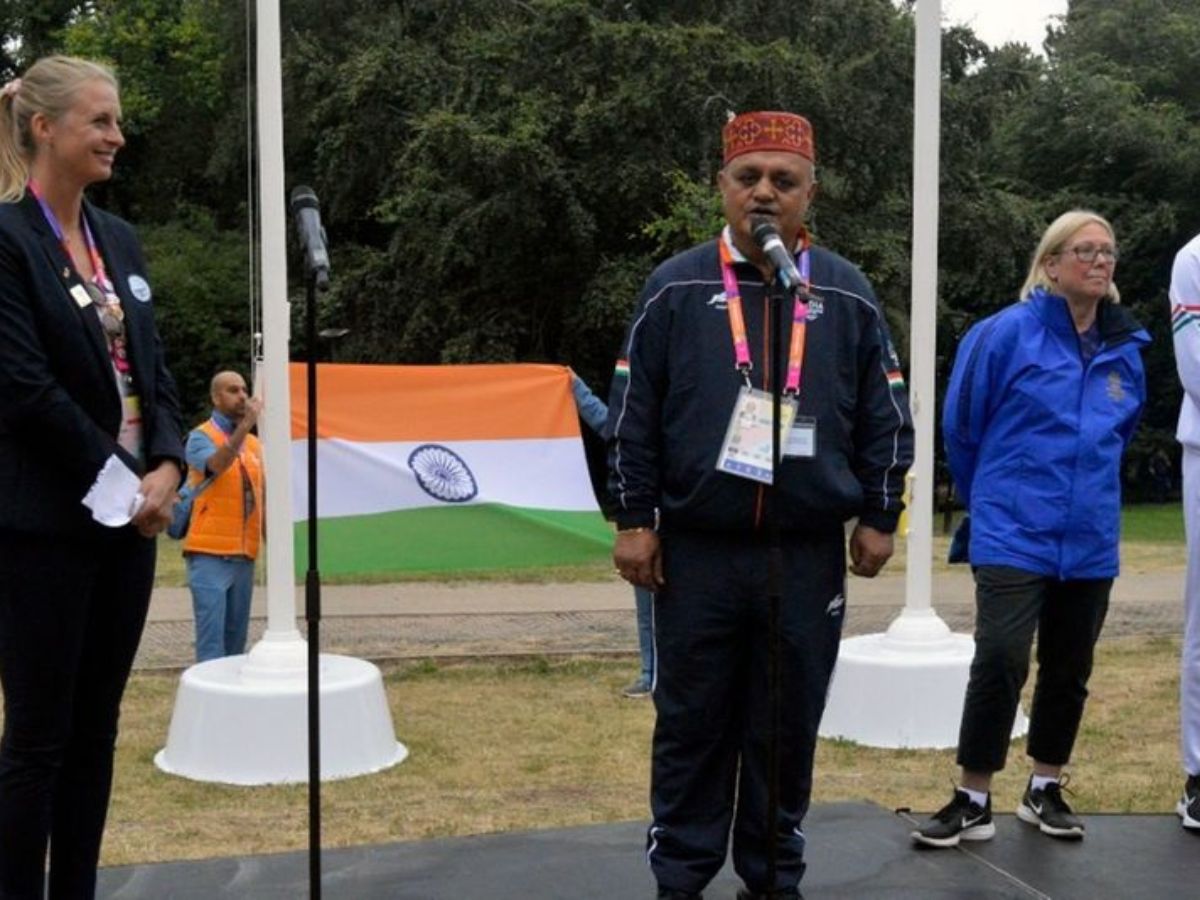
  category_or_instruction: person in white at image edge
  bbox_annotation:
[1168,231,1200,831]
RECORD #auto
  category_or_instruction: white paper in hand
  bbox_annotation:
[81,455,143,527]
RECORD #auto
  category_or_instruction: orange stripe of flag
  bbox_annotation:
[289,363,582,441]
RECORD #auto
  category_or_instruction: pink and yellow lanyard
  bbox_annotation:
[28,180,131,381]
[718,233,811,395]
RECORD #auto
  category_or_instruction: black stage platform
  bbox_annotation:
[98,802,1200,899]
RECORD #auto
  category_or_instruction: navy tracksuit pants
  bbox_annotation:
[648,528,846,894]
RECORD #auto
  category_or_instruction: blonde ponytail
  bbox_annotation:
[0,56,118,203]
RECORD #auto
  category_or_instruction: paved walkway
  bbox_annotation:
[138,568,1188,669]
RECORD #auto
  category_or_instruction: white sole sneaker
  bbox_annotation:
[910,822,996,848]
[1017,802,1084,838]
[1177,798,1200,830]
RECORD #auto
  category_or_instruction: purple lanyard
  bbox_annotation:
[27,180,115,295]
[28,180,131,378]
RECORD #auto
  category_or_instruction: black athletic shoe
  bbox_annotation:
[1016,776,1084,838]
[1178,773,1200,831]
[911,788,995,848]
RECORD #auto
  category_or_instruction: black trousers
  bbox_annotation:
[0,527,155,900]
[956,564,1111,774]
[648,529,845,895]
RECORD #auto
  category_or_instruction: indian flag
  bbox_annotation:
[289,363,611,575]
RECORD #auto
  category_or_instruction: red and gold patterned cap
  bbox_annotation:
[722,111,814,164]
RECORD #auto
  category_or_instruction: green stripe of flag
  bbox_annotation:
[294,504,613,576]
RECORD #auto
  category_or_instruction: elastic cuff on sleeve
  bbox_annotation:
[615,510,657,531]
[858,509,900,534]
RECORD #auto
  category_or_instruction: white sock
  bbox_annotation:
[1031,774,1058,792]
[960,786,988,807]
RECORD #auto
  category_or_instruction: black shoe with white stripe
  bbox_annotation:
[1178,773,1200,831]
[1017,776,1084,839]
[911,789,995,848]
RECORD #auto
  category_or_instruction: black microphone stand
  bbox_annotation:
[303,261,329,900]
[764,276,787,891]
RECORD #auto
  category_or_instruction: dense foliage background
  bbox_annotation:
[4,0,1199,497]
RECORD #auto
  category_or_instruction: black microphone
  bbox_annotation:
[750,217,804,295]
[290,185,330,289]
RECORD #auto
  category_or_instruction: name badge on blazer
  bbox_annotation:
[70,284,93,308]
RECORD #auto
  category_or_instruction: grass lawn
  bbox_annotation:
[1121,501,1185,543]
[37,634,1185,866]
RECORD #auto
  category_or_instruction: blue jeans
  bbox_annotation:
[635,586,655,683]
[186,554,255,662]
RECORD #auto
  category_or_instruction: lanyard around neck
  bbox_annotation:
[27,180,114,293]
[28,180,131,380]
[718,232,811,395]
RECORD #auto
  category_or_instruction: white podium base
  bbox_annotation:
[155,652,406,785]
[820,614,1028,749]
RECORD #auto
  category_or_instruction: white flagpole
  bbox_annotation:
[155,0,404,790]
[817,0,1015,748]
[890,0,946,637]
[245,0,304,674]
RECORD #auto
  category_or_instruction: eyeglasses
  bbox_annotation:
[1060,243,1119,264]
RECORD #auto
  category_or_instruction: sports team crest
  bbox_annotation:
[1106,370,1125,402]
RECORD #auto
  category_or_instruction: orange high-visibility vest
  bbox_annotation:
[182,419,263,559]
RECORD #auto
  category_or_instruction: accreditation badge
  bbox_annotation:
[715,386,798,484]
[783,416,817,459]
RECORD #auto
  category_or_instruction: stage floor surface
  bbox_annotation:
[98,801,1200,898]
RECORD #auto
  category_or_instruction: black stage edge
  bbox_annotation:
[98,801,1200,899]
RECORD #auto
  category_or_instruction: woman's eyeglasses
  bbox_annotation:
[1061,243,1119,264]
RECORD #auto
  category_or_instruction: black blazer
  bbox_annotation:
[0,192,184,534]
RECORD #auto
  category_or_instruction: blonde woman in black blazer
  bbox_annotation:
[0,56,184,898]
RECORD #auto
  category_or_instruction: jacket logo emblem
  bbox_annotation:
[806,298,824,321]
[826,593,845,617]
[708,292,729,310]
[1106,370,1125,402]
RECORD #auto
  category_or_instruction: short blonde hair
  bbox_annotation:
[0,56,119,202]
[1020,209,1120,304]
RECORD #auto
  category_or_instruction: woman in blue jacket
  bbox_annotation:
[913,210,1148,848]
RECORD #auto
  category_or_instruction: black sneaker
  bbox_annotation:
[1178,773,1200,831]
[623,677,652,698]
[1016,776,1084,838]
[911,789,995,848]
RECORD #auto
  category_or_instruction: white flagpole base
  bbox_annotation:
[155,647,406,785]
[819,607,1028,749]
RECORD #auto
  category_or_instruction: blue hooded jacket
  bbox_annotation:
[942,288,1149,579]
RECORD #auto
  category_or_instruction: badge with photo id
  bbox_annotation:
[716,386,797,484]
[783,416,817,459]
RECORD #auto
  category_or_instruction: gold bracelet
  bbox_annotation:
[617,526,652,534]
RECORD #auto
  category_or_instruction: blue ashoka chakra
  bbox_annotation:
[408,444,478,503]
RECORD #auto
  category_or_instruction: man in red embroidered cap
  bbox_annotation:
[606,112,913,899]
